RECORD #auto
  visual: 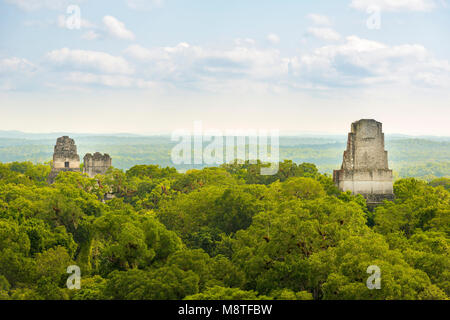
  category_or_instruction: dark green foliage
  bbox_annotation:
[0,160,448,300]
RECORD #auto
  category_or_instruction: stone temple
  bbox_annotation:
[333,119,394,207]
[48,136,81,183]
[83,152,112,178]
[48,136,112,182]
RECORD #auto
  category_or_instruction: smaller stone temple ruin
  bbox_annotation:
[83,152,112,178]
[333,119,394,207]
[48,136,112,182]
[48,136,81,183]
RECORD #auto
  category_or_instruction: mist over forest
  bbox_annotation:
[0,131,448,181]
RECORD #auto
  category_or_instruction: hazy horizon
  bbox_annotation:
[1,128,450,139]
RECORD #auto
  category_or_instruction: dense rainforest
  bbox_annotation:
[0,160,448,300]
[1,134,449,181]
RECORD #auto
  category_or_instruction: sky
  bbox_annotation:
[0,0,449,135]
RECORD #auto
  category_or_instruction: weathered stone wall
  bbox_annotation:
[83,152,112,178]
[48,136,80,183]
[333,119,394,206]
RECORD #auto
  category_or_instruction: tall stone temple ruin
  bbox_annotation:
[83,152,112,178]
[48,136,112,182]
[333,119,394,207]
[48,136,81,183]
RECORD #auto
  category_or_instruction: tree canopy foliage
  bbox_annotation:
[0,160,448,300]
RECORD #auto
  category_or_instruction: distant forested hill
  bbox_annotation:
[0,132,448,180]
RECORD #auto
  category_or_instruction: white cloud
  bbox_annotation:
[5,0,83,11]
[65,72,155,89]
[0,57,37,74]
[126,0,164,10]
[6,0,164,12]
[307,14,332,26]
[0,57,37,91]
[46,48,134,74]
[121,36,450,91]
[234,38,256,46]
[124,44,155,60]
[82,30,101,40]
[307,27,341,41]
[125,42,289,82]
[291,35,450,87]
[350,0,436,11]
[57,14,96,29]
[40,35,450,92]
[125,42,194,62]
[103,16,135,40]
[267,33,280,44]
